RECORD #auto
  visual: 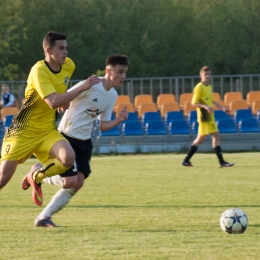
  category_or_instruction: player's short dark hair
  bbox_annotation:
[200,66,211,73]
[43,31,66,49]
[106,54,130,67]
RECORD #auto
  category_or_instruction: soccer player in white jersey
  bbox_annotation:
[22,54,130,227]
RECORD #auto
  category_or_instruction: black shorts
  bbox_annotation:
[59,133,93,178]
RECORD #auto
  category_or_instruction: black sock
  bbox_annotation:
[184,143,198,162]
[214,145,224,163]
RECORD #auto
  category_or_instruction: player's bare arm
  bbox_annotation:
[99,106,128,132]
[213,101,230,114]
[44,76,101,109]
[194,102,214,113]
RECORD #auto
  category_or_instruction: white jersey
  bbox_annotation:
[58,80,118,140]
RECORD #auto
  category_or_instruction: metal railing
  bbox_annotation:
[2,74,260,107]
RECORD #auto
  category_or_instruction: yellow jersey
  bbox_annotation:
[5,57,75,140]
[192,82,215,123]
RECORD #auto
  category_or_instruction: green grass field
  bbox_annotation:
[1,153,260,260]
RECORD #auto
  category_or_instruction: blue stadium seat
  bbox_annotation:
[188,110,197,125]
[165,111,184,126]
[234,109,253,124]
[256,110,260,123]
[192,121,198,134]
[168,119,190,135]
[4,115,14,129]
[126,112,138,121]
[239,118,259,133]
[217,118,237,133]
[145,120,167,135]
[99,126,120,136]
[122,120,143,136]
[214,110,230,121]
[142,112,161,126]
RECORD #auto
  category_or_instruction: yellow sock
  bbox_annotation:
[33,158,71,184]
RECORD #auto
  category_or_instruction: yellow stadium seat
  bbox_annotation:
[156,94,175,109]
[1,107,19,120]
[138,103,157,117]
[183,101,196,116]
[252,100,260,114]
[134,95,153,110]
[224,92,243,106]
[246,91,260,106]
[179,93,193,109]
[115,103,135,117]
[213,92,221,101]
[113,95,131,110]
[229,100,248,115]
[213,100,225,110]
[160,102,180,117]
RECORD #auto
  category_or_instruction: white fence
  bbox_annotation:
[2,74,260,108]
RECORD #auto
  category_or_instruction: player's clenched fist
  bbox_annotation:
[118,106,128,122]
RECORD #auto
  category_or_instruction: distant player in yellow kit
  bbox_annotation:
[0,31,101,206]
[182,66,234,167]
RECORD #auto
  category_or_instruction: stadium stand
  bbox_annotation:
[188,110,197,125]
[4,115,14,130]
[160,102,180,117]
[179,93,193,109]
[212,92,221,101]
[156,94,175,109]
[246,91,260,107]
[216,118,237,133]
[134,94,153,110]
[214,110,231,121]
[224,91,243,106]
[164,111,184,126]
[142,111,161,126]
[229,99,248,115]
[113,95,131,110]
[183,101,196,116]
[0,107,19,120]
[125,112,138,121]
[234,109,253,124]
[191,121,198,134]
[238,118,259,133]
[138,103,157,118]
[251,100,260,114]
[115,103,135,117]
[122,120,143,136]
[99,126,120,136]
[213,100,225,110]
[168,119,190,135]
[145,120,167,135]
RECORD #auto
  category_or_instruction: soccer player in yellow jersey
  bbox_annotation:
[0,31,101,206]
[182,66,234,167]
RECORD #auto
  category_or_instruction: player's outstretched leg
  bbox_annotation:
[21,164,43,206]
[34,188,76,227]
[34,217,57,227]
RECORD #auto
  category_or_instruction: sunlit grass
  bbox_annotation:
[0,153,260,259]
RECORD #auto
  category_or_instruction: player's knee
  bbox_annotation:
[61,155,75,168]
[63,177,77,189]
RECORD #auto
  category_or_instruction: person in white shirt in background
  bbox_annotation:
[29,54,130,227]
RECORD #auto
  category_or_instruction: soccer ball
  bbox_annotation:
[220,208,248,234]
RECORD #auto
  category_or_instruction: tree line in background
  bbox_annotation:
[1,0,260,81]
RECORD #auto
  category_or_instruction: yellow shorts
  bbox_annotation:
[198,121,218,136]
[1,130,68,164]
